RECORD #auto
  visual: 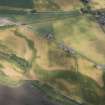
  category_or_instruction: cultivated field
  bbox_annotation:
[53,15,105,64]
[0,1,105,105]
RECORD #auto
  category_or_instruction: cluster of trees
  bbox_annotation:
[10,54,31,71]
[0,52,30,71]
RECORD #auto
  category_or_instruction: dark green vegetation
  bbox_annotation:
[32,58,105,105]
[10,54,31,71]
[36,23,54,37]
[14,30,34,50]
[31,80,82,105]
[14,29,36,64]
[0,51,31,72]
[0,0,34,8]
[32,69,105,105]
[0,0,83,14]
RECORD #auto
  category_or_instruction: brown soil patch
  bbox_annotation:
[0,28,33,61]
[0,61,26,80]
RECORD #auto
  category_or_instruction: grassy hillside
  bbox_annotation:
[90,0,105,9]
[0,0,105,105]
[33,0,83,11]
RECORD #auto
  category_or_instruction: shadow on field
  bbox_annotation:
[0,81,60,105]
